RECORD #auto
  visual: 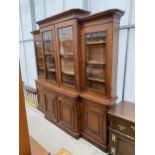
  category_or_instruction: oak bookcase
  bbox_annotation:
[31,8,124,152]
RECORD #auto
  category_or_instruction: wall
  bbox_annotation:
[19,0,135,103]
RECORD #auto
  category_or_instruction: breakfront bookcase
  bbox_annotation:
[32,9,124,152]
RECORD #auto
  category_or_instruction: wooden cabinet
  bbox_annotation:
[32,9,124,153]
[108,101,135,155]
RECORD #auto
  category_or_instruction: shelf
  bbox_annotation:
[47,68,55,72]
[37,55,43,58]
[88,77,105,83]
[60,53,74,58]
[86,41,106,45]
[38,67,44,71]
[44,52,54,56]
[62,70,75,75]
[87,60,105,65]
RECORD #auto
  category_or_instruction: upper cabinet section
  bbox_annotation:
[32,9,124,99]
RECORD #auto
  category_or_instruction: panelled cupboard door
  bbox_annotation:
[109,130,135,155]
[44,90,57,123]
[81,100,107,145]
[37,85,46,113]
[81,24,113,96]
[40,25,59,84]
[55,20,80,90]
[57,95,79,131]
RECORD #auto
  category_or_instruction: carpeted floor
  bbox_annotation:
[26,105,108,155]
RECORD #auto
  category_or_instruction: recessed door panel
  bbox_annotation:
[45,91,57,123]
[82,100,107,144]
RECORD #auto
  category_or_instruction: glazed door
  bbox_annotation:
[34,33,45,78]
[41,26,58,84]
[55,20,79,90]
[44,90,57,123]
[81,25,112,95]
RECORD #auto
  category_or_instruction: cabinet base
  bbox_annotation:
[81,133,108,153]
[45,115,81,139]
[37,106,46,113]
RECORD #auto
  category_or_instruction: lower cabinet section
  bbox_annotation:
[81,99,108,152]
[36,83,110,152]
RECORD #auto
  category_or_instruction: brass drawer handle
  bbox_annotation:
[112,134,116,142]
[111,146,116,155]
[131,125,135,131]
[118,124,126,131]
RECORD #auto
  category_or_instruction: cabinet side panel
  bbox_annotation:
[111,23,120,98]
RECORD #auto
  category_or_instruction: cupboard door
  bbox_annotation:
[55,20,79,89]
[82,100,107,145]
[41,26,58,83]
[44,91,57,123]
[37,85,46,113]
[57,95,79,132]
[109,130,135,155]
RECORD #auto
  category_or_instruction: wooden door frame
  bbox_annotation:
[80,23,113,98]
[40,25,59,85]
[54,19,80,91]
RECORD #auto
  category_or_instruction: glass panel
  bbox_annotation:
[42,31,56,82]
[85,32,106,92]
[34,39,45,77]
[58,26,75,87]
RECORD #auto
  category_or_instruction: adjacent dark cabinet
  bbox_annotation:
[32,9,124,153]
[108,101,135,155]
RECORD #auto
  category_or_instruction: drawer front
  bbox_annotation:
[109,116,135,138]
[109,130,135,155]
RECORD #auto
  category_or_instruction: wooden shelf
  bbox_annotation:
[47,68,55,72]
[44,52,54,56]
[60,53,74,58]
[37,55,43,58]
[86,41,106,45]
[38,67,44,70]
[62,70,75,75]
[87,60,105,65]
[88,77,105,83]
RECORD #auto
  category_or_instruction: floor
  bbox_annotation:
[26,105,108,155]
